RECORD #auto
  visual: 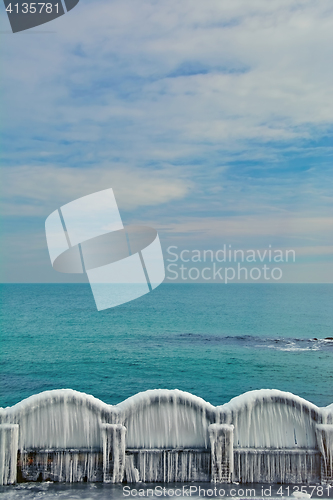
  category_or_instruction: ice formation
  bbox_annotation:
[233,449,321,484]
[117,389,216,449]
[125,449,211,483]
[218,389,321,449]
[0,388,332,485]
[0,424,18,485]
[316,424,333,481]
[0,389,110,450]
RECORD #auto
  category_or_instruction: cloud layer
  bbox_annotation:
[1,0,332,281]
[2,165,190,215]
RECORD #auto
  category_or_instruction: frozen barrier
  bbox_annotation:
[0,389,332,485]
[217,389,329,484]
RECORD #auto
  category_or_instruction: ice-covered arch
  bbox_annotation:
[116,389,217,449]
[218,389,322,449]
[0,389,114,450]
[217,389,330,484]
[0,388,332,485]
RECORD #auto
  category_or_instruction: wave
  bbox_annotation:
[177,333,333,351]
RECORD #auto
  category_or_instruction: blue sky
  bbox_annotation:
[1,0,332,282]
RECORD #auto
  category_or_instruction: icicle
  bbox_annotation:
[219,389,320,449]
[101,423,126,483]
[233,449,321,484]
[209,424,234,483]
[118,389,216,449]
[19,450,102,482]
[316,424,333,484]
[0,388,332,484]
[0,389,112,451]
[0,424,19,485]
[124,449,211,482]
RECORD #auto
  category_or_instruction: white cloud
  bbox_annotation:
[2,0,333,157]
[2,165,191,215]
[157,215,333,239]
[1,0,333,281]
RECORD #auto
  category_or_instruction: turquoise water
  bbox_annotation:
[1,283,333,409]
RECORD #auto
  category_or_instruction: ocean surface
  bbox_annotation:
[1,283,332,409]
[1,283,333,499]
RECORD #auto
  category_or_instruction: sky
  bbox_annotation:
[1,0,332,283]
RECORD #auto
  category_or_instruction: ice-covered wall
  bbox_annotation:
[0,388,332,485]
[0,389,114,450]
[218,389,322,449]
[117,389,216,449]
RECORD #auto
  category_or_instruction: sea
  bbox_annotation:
[0,283,333,499]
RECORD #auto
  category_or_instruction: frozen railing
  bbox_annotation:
[0,388,332,485]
